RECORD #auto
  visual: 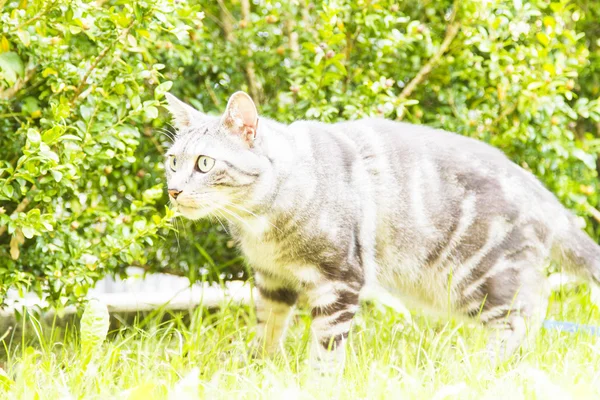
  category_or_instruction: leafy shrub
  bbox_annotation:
[1,0,599,306]
[0,0,188,306]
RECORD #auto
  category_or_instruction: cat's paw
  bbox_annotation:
[309,345,346,376]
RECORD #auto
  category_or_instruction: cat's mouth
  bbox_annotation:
[174,203,216,220]
[176,204,198,212]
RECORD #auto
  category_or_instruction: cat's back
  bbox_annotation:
[337,118,556,201]
[287,117,563,215]
[334,118,572,237]
[336,118,512,171]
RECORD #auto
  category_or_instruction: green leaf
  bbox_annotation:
[16,30,30,47]
[40,149,59,163]
[155,81,173,99]
[27,129,41,144]
[572,148,596,170]
[51,170,63,182]
[2,185,14,198]
[80,105,94,121]
[0,368,14,391]
[0,52,24,84]
[80,299,110,355]
[331,59,347,75]
[133,219,146,231]
[59,134,82,142]
[42,126,64,145]
[144,106,159,119]
[22,97,40,116]
[131,95,141,109]
[401,99,420,106]
[22,226,34,239]
[536,32,550,46]
[527,82,544,91]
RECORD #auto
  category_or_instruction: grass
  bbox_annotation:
[0,286,599,399]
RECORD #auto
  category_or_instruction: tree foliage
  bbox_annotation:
[1,0,599,306]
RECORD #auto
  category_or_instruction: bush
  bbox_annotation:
[1,0,599,306]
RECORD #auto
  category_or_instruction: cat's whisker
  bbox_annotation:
[211,207,234,231]
[219,206,252,231]
[165,122,177,132]
[157,128,175,143]
[169,205,189,254]
[216,211,233,228]
[159,126,176,138]
[173,216,182,253]
[210,198,279,232]
[213,210,230,235]
[226,202,283,234]
[218,200,260,226]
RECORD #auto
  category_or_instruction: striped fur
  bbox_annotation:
[165,92,600,368]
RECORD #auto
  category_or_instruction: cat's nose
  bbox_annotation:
[168,189,182,199]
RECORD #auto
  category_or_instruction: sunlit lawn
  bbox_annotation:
[1,286,599,399]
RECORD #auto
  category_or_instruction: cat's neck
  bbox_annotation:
[227,119,310,237]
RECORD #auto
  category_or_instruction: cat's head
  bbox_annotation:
[163,91,271,220]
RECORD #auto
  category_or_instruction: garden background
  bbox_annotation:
[2,0,600,398]
[2,0,600,307]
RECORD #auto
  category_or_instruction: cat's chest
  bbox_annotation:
[236,217,319,286]
[240,235,283,271]
[236,216,288,271]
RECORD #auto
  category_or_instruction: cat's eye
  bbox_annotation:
[168,156,177,172]
[196,156,215,173]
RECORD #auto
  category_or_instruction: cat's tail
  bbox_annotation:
[554,221,600,285]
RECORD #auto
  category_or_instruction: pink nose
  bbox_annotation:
[168,189,182,199]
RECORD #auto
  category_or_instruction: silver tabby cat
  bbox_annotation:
[164,91,600,370]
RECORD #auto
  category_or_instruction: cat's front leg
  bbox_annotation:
[250,272,298,356]
[307,281,362,373]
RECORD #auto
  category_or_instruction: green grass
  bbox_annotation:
[1,287,599,399]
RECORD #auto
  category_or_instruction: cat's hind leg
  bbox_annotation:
[460,247,550,363]
[307,280,363,373]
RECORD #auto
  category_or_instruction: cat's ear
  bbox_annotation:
[221,91,258,146]
[165,93,204,129]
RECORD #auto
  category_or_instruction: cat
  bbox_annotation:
[163,90,600,370]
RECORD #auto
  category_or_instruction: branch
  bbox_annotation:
[396,3,461,119]
[398,23,460,101]
[284,19,300,59]
[70,20,135,105]
[240,0,262,106]
[0,113,21,118]
[240,0,250,23]
[15,1,56,30]
[132,262,187,277]
[217,0,234,41]
[491,101,518,127]
[0,68,35,101]
[585,203,600,224]
[216,0,236,28]
[143,126,164,154]
[204,80,221,107]
[343,26,361,91]
[244,61,261,106]
[0,186,35,238]
[215,0,261,104]
[300,0,319,40]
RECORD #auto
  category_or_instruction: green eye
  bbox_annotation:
[168,156,177,171]
[197,156,215,173]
